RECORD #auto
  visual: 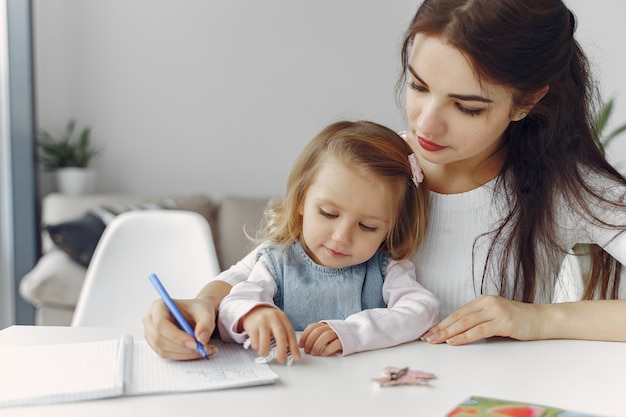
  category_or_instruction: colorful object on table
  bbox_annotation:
[372,366,435,386]
[446,396,604,417]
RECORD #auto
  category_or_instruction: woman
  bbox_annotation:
[143,0,626,360]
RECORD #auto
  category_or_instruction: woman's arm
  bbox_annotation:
[423,296,626,345]
[426,214,626,346]
[541,299,626,341]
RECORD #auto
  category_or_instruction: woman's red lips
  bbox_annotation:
[417,136,446,152]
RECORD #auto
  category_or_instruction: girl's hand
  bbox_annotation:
[142,297,218,360]
[421,295,547,345]
[299,322,343,356]
[241,306,300,364]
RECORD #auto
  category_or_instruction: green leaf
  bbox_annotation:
[593,98,626,151]
[594,98,613,137]
[603,124,626,148]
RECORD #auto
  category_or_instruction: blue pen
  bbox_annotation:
[148,273,209,360]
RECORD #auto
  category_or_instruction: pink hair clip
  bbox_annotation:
[408,153,424,187]
[373,366,435,387]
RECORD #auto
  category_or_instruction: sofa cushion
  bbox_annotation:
[19,249,87,308]
[214,196,271,270]
[46,212,107,267]
[91,200,177,224]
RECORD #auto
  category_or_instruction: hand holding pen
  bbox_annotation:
[148,273,213,360]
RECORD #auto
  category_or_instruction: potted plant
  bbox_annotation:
[37,119,102,195]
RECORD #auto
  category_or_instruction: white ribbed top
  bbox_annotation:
[412,176,626,318]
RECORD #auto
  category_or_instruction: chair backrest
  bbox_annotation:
[71,210,221,327]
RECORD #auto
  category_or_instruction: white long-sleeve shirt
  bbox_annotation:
[218,252,440,356]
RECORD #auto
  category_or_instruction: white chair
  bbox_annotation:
[71,210,221,327]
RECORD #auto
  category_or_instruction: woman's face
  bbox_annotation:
[405,34,521,189]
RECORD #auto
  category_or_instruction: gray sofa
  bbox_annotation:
[19,192,271,326]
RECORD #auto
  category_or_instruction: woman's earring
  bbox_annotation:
[518,112,526,120]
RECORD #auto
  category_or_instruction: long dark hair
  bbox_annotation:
[397,0,625,301]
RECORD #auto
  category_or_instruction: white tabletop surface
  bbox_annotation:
[1,325,624,416]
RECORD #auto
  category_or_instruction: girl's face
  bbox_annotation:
[299,155,394,269]
[405,34,521,191]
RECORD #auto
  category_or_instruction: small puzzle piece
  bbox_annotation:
[373,366,435,386]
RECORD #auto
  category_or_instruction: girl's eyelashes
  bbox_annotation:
[318,208,378,232]
[359,224,378,232]
[319,208,337,219]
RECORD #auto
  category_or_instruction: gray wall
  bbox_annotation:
[33,0,418,199]
[32,0,626,200]
[570,0,626,170]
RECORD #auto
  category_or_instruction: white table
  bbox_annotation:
[1,325,624,416]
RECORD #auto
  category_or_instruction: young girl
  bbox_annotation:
[143,0,626,360]
[217,120,440,363]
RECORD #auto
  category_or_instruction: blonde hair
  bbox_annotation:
[261,120,428,260]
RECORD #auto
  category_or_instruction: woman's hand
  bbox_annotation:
[424,296,626,345]
[142,297,219,360]
[241,306,301,364]
[421,295,547,345]
[142,280,232,360]
[299,322,343,356]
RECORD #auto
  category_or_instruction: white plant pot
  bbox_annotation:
[55,167,96,195]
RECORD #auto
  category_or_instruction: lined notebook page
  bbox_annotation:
[127,340,279,395]
[0,336,279,408]
[0,338,125,408]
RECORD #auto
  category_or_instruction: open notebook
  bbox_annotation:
[0,335,278,408]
